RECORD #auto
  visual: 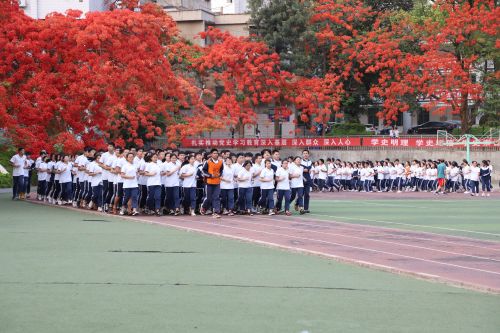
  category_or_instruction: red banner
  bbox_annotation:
[363,137,438,148]
[181,137,362,148]
[181,137,498,149]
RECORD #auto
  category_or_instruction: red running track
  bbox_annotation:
[29,200,500,294]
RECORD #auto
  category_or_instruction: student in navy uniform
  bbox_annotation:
[301,149,313,213]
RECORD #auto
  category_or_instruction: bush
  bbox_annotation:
[326,123,371,136]
[0,173,11,188]
[0,148,14,188]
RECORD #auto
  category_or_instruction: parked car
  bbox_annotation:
[406,121,457,134]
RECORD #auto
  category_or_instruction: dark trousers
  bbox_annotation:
[259,188,275,210]
[161,185,166,208]
[290,187,304,208]
[105,180,114,205]
[77,181,85,202]
[220,188,235,211]
[12,176,24,199]
[102,180,108,204]
[72,178,79,201]
[123,187,139,209]
[166,186,180,210]
[276,189,291,211]
[37,180,47,197]
[147,185,162,210]
[183,187,197,210]
[84,181,93,203]
[238,187,253,211]
[481,176,491,192]
[252,186,261,208]
[139,184,148,209]
[470,180,479,194]
[303,182,311,210]
[203,184,221,213]
[60,182,72,202]
[53,180,61,200]
[46,175,55,197]
[92,185,103,207]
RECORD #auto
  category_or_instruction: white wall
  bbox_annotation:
[211,0,247,13]
[21,0,107,19]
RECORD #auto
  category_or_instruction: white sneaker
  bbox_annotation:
[487,193,490,197]
[97,207,103,212]
[57,200,62,205]
[88,202,94,209]
[464,191,470,194]
[269,211,275,216]
[119,208,125,216]
[191,210,196,217]
[397,191,402,193]
[72,202,77,207]
[481,193,485,197]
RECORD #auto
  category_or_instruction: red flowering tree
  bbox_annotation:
[193,28,293,137]
[0,1,209,152]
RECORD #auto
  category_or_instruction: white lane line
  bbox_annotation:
[243,215,500,263]
[162,218,500,276]
[265,214,500,252]
[309,213,500,237]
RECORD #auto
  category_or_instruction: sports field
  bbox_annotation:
[1,193,499,333]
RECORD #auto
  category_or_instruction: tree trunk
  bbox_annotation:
[460,91,471,134]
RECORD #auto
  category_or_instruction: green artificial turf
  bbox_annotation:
[308,199,500,241]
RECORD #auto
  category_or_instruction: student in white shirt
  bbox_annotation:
[469,161,480,196]
[74,150,87,206]
[237,161,254,215]
[394,160,405,193]
[180,155,198,216]
[111,148,126,213]
[259,159,275,215]
[51,155,64,203]
[364,162,375,193]
[120,152,139,216]
[10,147,27,200]
[98,142,115,211]
[58,155,73,205]
[45,154,56,201]
[220,157,235,215]
[87,153,104,211]
[36,157,49,201]
[144,153,162,215]
[326,159,335,191]
[449,161,460,193]
[163,153,181,215]
[462,160,471,194]
[23,152,34,198]
[275,160,292,216]
[317,159,328,192]
[251,154,263,209]
[289,156,305,214]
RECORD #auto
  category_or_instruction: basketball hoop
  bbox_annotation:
[436,129,500,162]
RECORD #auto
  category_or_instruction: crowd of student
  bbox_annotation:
[9,145,494,219]
[310,158,494,196]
